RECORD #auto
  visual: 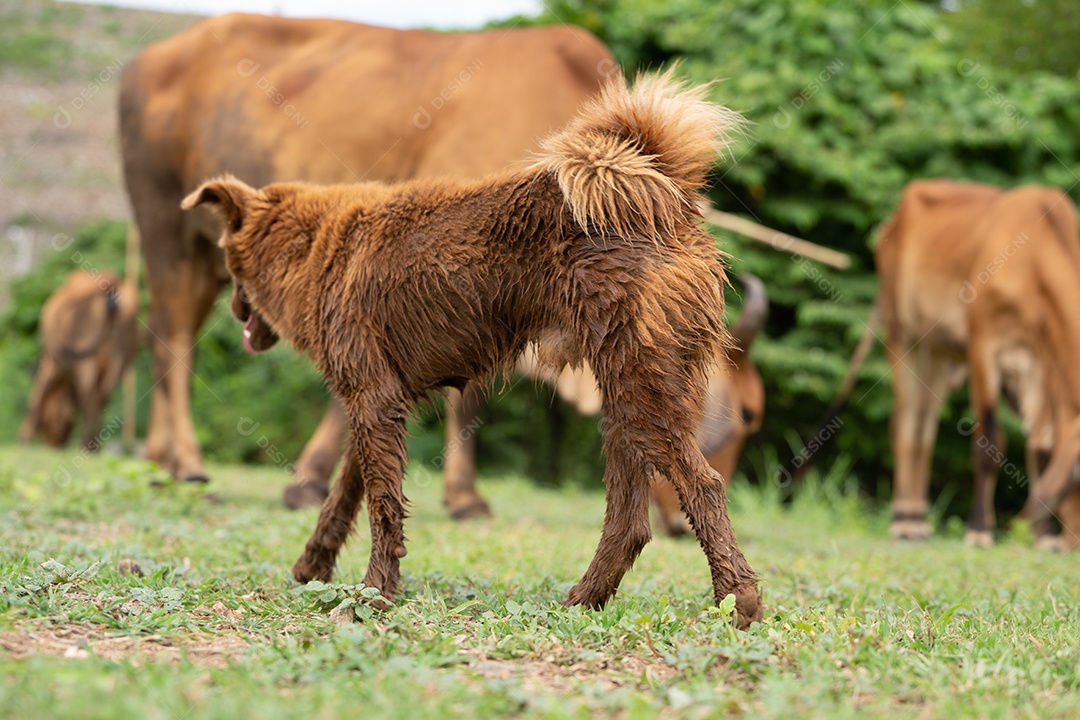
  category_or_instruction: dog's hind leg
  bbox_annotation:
[664,452,762,629]
[563,424,654,609]
[569,338,761,628]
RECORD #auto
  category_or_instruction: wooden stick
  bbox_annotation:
[699,202,852,270]
[122,223,140,453]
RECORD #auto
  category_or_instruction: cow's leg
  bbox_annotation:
[650,474,692,536]
[889,344,952,540]
[143,363,173,468]
[143,235,221,483]
[39,382,77,447]
[1024,442,1062,550]
[442,385,491,520]
[966,345,1003,547]
[294,384,410,604]
[1056,487,1080,551]
[74,361,106,452]
[19,357,60,444]
[285,398,346,509]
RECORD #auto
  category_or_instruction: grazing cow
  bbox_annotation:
[19,271,139,451]
[874,180,1080,546]
[284,275,768,537]
[119,14,615,517]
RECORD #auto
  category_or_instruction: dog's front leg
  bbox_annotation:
[293,441,366,583]
[665,456,762,629]
[352,392,411,605]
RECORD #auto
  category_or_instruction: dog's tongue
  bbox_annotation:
[242,316,257,354]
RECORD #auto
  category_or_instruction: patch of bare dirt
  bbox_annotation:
[463,652,678,693]
[0,621,249,667]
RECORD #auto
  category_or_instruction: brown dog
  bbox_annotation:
[20,270,139,451]
[183,72,762,627]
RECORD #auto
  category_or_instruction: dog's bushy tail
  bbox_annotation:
[536,68,742,242]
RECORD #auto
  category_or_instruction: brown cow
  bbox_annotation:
[874,180,1080,547]
[283,274,767,537]
[119,14,615,507]
[19,270,139,451]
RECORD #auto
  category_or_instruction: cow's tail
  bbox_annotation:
[787,299,881,482]
[535,67,742,243]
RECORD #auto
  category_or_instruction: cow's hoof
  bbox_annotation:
[963,529,994,548]
[657,513,693,538]
[1035,534,1064,552]
[890,519,932,541]
[178,470,210,484]
[284,483,329,509]
[447,497,492,521]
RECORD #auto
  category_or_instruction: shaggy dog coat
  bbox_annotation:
[184,71,762,628]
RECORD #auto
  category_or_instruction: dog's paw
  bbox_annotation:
[561,582,607,610]
[292,553,334,584]
[729,583,763,630]
[359,571,398,610]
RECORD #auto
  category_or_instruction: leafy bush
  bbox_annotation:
[512,0,1080,516]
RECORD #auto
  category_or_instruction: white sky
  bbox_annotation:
[66,0,543,29]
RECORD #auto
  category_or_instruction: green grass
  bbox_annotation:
[1,445,1079,718]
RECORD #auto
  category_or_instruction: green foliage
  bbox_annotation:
[946,0,1080,78]
[0,3,76,73]
[521,0,1080,517]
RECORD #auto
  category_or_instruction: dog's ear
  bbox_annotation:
[181,176,258,234]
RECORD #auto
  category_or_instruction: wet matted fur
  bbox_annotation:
[183,71,762,628]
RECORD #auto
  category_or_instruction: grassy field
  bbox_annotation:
[1,445,1079,718]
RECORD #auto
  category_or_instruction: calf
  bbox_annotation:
[20,271,139,451]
